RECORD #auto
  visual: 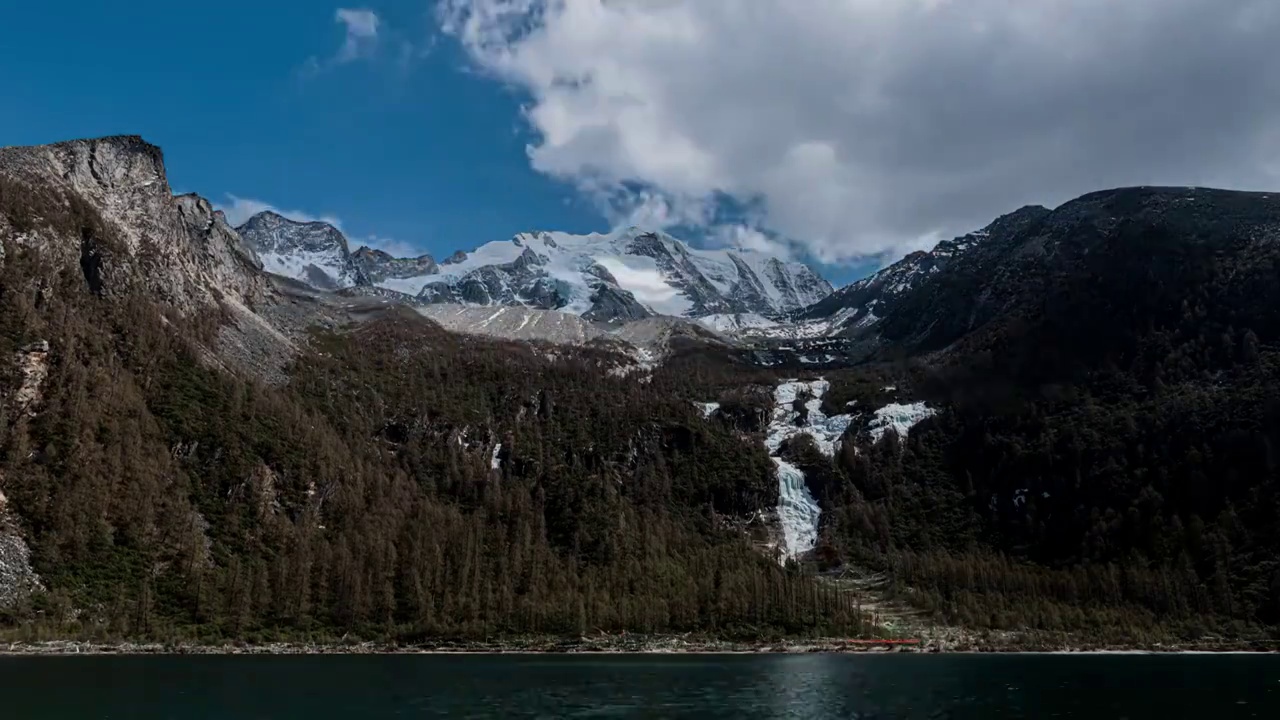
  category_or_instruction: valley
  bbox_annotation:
[2,135,1280,651]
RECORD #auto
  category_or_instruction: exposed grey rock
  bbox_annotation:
[582,284,652,323]
[10,340,50,416]
[609,315,727,351]
[0,487,41,609]
[0,135,270,314]
[623,231,733,316]
[0,136,312,386]
[350,246,436,283]
[418,304,607,345]
[236,212,360,290]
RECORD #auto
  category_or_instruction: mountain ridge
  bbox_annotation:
[235,213,833,324]
[6,133,1280,648]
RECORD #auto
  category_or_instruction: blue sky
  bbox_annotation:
[0,2,600,260]
[0,0,877,283]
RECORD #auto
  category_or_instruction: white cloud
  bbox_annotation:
[438,0,1280,265]
[599,187,712,231]
[710,225,794,261]
[216,195,344,230]
[215,196,424,257]
[362,235,421,257]
[336,8,381,63]
[303,8,386,74]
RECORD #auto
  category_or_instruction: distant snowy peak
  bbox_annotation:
[236,215,833,324]
[236,211,360,290]
[407,228,831,322]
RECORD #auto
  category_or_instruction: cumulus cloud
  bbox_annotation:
[710,225,794,261]
[600,187,712,231]
[216,195,344,229]
[438,0,1280,264]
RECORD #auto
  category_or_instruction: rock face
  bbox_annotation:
[0,135,271,313]
[416,304,723,360]
[233,216,833,323]
[0,493,42,609]
[417,304,607,346]
[0,136,315,386]
[10,340,49,416]
[582,283,652,323]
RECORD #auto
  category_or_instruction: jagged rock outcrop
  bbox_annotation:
[582,284,652,323]
[350,246,436,284]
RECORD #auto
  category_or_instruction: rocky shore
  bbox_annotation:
[2,634,1276,655]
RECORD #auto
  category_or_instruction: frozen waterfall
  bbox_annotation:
[766,379,854,562]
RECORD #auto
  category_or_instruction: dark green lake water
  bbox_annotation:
[1,653,1277,718]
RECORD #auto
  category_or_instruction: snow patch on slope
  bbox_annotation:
[740,306,862,340]
[867,402,936,443]
[594,254,693,316]
[695,313,777,333]
[258,248,349,288]
[378,276,433,296]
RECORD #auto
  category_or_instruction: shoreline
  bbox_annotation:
[3,637,1277,656]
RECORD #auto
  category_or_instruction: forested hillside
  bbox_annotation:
[0,143,868,643]
[805,188,1280,642]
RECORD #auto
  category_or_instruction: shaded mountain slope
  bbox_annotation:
[810,187,1280,638]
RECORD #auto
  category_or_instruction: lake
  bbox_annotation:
[0,653,1277,718]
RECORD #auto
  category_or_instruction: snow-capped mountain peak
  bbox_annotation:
[237,217,833,323]
[236,211,359,290]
